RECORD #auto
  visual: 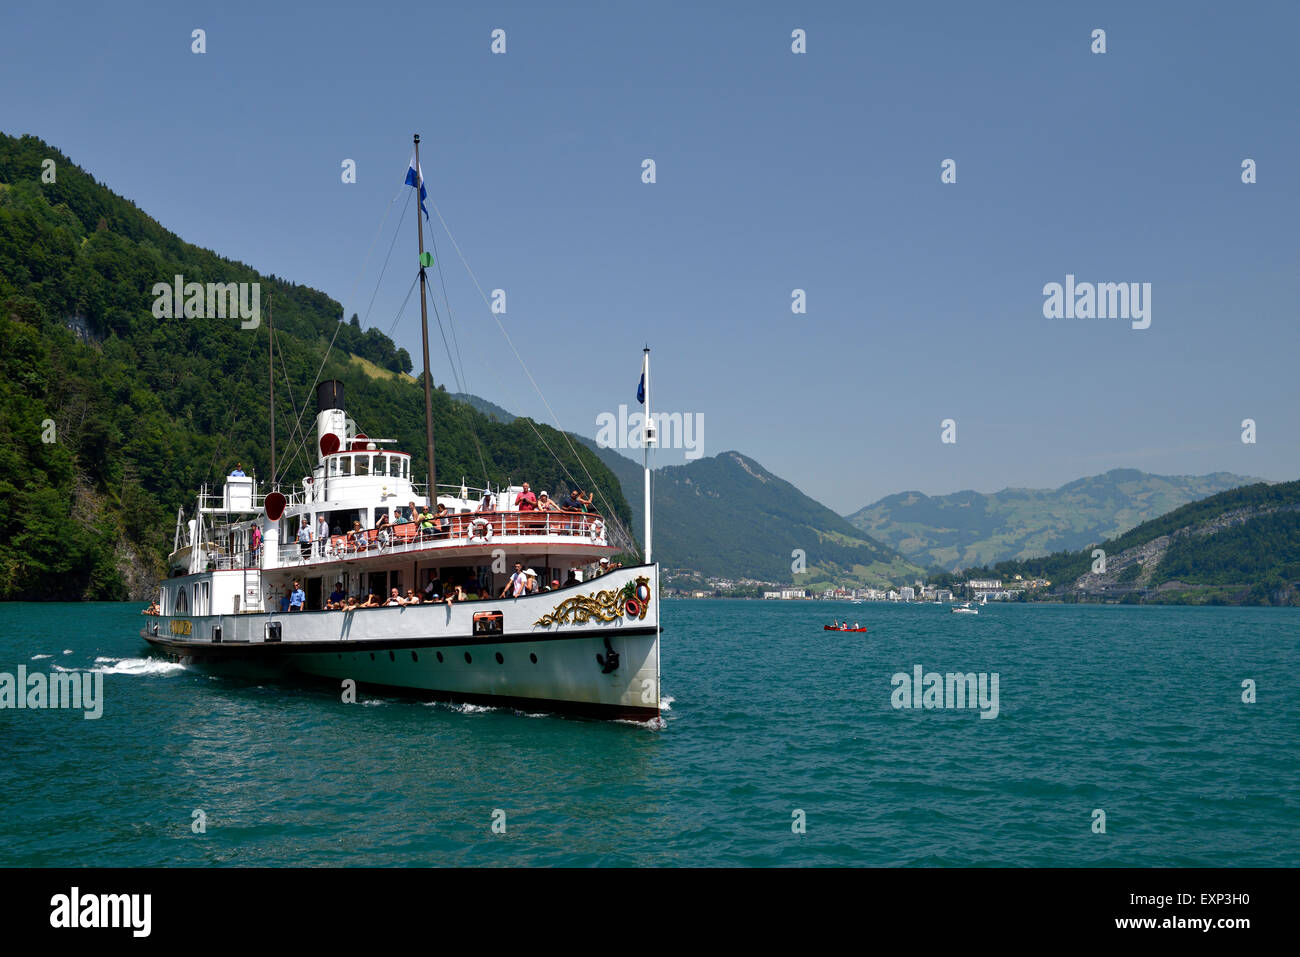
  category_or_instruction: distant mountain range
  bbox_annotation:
[968,480,1300,605]
[448,394,923,588]
[846,469,1262,571]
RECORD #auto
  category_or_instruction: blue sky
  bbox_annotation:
[4,0,1297,513]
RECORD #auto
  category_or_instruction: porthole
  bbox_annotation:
[464,652,473,664]
[388,651,395,662]
[369,652,375,661]
[530,653,537,664]
[436,651,444,663]
[495,652,504,665]
[411,651,419,662]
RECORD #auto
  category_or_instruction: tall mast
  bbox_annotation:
[268,291,275,489]
[643,346,653,564]
[414,133,437,501]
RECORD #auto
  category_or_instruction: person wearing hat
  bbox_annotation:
[594,557,610,577]
[523,568,540,594]
[547,578,560,592]
[230,463,246,477]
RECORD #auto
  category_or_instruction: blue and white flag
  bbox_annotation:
[405,155,429,220]
[637,366,646,405]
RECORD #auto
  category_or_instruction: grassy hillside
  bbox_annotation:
[946,480,1300,605]
[848,468,1260,570]
[0,132,631,599]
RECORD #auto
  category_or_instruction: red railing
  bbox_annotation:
[281,510,610,563]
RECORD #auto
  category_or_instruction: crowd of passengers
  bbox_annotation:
[143,556,628,616]
[280,484,601,559]
[266,557,626,612]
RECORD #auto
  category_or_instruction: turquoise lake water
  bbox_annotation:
[1,600,1296,866]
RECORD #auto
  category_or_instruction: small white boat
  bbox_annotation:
[951,602,978,615]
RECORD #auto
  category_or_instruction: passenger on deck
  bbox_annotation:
[404,588,421,605]
[593,557,610,577]
[362,589,381,608]
[562,489,583,512]
[423,572,439,603]
[563,569,579,588]
[374,511,392,547]
[344,596,359,610]
[434,503,451,538]
[289,580,305,612]
[515,482,537,511]
[142,601,160,615]
[418,506,436,540]
[500,562,527,598]
[328,582,346,609]
[445,583,465,605]
[477,491,494,512]
[538,491,561,512]
[250,523,263,564]
[407,501,420,524]
[576,488,594,512]
[463,578,481,599]
[317,515,329,557]
[350,521,369,553]
[230,463,246,477]
[385,588,404,606]
[523,569,540,594]
[297,520,312,560]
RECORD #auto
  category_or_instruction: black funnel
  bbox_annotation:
[317,380,345,412]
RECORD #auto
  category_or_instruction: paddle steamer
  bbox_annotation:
[141,135,661,722]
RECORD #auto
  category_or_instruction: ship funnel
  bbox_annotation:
[317,380,345,412]
[316,379,348,463]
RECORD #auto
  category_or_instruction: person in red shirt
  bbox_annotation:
[515,482,537,511]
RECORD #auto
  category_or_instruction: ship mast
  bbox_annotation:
[642,346,653,563]
[414,133,437,503]
[268,291,276,489]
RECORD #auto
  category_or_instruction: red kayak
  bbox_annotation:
[824,625,867,632]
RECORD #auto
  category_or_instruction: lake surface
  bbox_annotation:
[1,600,1296,866]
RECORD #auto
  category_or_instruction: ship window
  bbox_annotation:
[464,652,473,664]
[436,651,444,663]
[175,587,188,614]
[374,456,387,477]
[328,457,339,476]
[530,653,538,664]
[357,455,370,476]
[340,457,352,476]
[495,652,504,665]
[411,651,418,662]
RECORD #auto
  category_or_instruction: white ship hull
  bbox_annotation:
[143,564,661,722]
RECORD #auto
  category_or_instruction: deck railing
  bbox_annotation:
[272,510,610,568]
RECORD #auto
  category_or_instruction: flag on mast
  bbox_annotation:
[405,155,429,220]
[637,354,646,405]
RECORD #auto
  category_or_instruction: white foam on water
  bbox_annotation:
[30,654,52,660]
[58,657,189,677]
[660,695,674,712]
[422,701,498,714]
[62,649,73,655]
[360,699,385,707]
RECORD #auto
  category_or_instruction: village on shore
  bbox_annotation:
[663,574,1053,601]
